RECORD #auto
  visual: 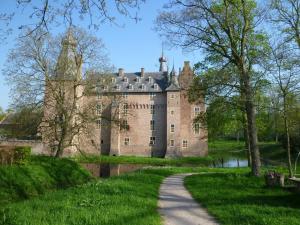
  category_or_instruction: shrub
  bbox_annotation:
[13,146,31,165]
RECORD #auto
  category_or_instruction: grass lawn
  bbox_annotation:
[185,172,300,225]
[0,156,92,205]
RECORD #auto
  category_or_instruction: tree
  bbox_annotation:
[3,27,122,157]
[157,0,269,176]
[272,0,300,48]
[267,42,300,177]
[0,107,5,122]
[0,0,145,40]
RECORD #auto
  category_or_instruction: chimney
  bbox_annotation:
[141,68,145,77]
[118,68,124,77]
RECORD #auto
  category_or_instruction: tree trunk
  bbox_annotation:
[243,113,252,167]
[283,96,293,178]
[242,71,261,176]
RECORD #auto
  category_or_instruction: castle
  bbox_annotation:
[42,31,207,157]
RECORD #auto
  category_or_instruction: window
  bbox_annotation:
[141,84,145,90]
[171,110,174,115]
[111,78,116,83]
[136,77,141,83]
[149,77,153,84]
[150,92,155,100]
[170,124,175,133]
[170,139,174,147]
[123,103,128,116]
[194,107,200,116]
[154,83,158,90]
[150,105,155,114]
[150,120,155,130]
[182,140,188,148]
[194,123,200,135]
[124,137,130,146]
[122,93,128,100]
[103,86,107,91]
[96,119,101,129]
[96,104,102,115]
[128,84,133,90]
[115,85,120,90]
[170,94,174,99]
[121,120,129,130]
[124,77,128,83]
[149,136,156,146]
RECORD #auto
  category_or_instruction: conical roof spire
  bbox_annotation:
[159,44,167,72]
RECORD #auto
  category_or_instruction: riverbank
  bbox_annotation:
[185,172,300,225]
[0,156,92,205]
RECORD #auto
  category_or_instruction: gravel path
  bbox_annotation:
[158,173,219,225]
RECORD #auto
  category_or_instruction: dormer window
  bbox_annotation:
[115,85,120,90]
[124,77,128,83]
[111,78,116,83]
[128,84,133,90]
[154,84,158,90]
[136,77,141,83]
[141,84,145,90]
[149,77,153,84]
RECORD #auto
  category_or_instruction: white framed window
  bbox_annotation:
[182,140,188,148]
[149,136,156,146]
[111,77,116,83]
[150,120,155,130]
[128,84,133,90]
[170,139,174,147]
[115,85,120,90]
[194,123,200,135]
[124,137,130,146]
[96,119,101,129]
[120,120,129,130]
[194,107,200,116]
[150,92,155,100]
[123,103,128,116]
[96,104,102,115]
[141,84,145,90]
[170,124,175,133]
[150,105,155,114]
[154,83,158,90]
[136,77,141,83]
[124,77,128,83]
[149,77,153,84]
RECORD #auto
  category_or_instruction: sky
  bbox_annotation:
[0,1,201,111]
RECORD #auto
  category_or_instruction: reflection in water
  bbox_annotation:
[81,163,144,178]
[210,158,248,168]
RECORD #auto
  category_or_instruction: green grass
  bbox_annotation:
[75,154,214,166]
[0,156,92,205]
[0,168,175,225]
[185,172,300,225]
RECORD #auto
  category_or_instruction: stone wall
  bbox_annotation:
[0,139,48,155]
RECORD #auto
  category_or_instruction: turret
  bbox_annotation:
[55,28,82,80]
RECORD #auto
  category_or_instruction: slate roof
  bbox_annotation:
[94,71,180,93]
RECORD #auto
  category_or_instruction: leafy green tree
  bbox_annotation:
[157,0,270,176]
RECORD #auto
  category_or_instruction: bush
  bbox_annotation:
[13,146,31,165]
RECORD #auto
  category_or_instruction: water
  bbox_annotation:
[210,158,249,168]
[81,163,144,178]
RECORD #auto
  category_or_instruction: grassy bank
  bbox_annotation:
[185,173,300,225]
[0,156,92,205]
[0,168,178,225]
[75,154,214,166]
